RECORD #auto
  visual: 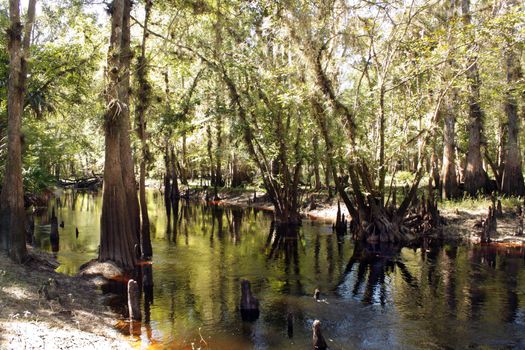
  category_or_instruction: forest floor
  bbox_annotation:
[207,187,525,244]
[0,249,131,350]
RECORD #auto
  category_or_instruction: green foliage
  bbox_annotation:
[0,0,523,202]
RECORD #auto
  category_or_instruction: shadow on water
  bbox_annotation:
[31,190,525,349]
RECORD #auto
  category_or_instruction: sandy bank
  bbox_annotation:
[0,249,131,350]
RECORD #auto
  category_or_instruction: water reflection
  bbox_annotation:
[31,190,525,349]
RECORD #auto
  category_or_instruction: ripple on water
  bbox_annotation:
[31,191,525,349]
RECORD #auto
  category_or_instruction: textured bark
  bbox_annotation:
[214,112,224,197]
[378,85,386,205]
[462,0,490,196]
[99,0,137,270]
[500,19,525,195]
[231,150,242,187]
[312,135,321,191]
[180,131,188,185]
[100,121,137,269]
[163,142,172,225]
[170,146,180,200]
[206,124,214,187]
[127,279,141,321]
[135,0,153,258]
[118,0,140,248]
[0,0,36,262]
[441,101,460,199]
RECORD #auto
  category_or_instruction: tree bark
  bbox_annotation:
[170,145,180,200]
[500,8,525,195]
[441,99,460,199]
[462,0,490,196]
[163,142,172,225]
[312,135,321,191]
[119,0,141,248]
[215,112,224,197]
[0,0,36,262]
[135,0,153,258]
[181,131,188,185]
[99,0,137,270]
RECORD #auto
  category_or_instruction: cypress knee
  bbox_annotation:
[128,279,141,321]
[312,320,327,350]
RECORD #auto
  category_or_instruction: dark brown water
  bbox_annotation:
[33,190,525,349]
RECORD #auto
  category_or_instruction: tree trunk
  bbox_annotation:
[135,0,153,258]
[231,149,242,187]
[206,124,214,187]
[496,123,506,188]
[170,146,180,201]
[180,131,188,185]
[313,135,321,191]
[163,142,172,225]
[0,0,36,262]
[378,84,386,206]
[442,99,460,199]
[324,161,332,197]
[215,112,224,199]
[462,0,490,196]
[119,0,141,248]
[99,0,137,270]
[500,18,525,195]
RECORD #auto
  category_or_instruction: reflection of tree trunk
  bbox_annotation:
[468,249,487,320]
[443,246,457,312]
[501,257,518,323]
[232,209,242,243]
[501,42,525,195]
[0,0,37,262]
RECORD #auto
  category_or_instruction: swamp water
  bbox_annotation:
[32,190,525,349]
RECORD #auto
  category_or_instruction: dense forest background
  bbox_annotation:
[0,0,524,264]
